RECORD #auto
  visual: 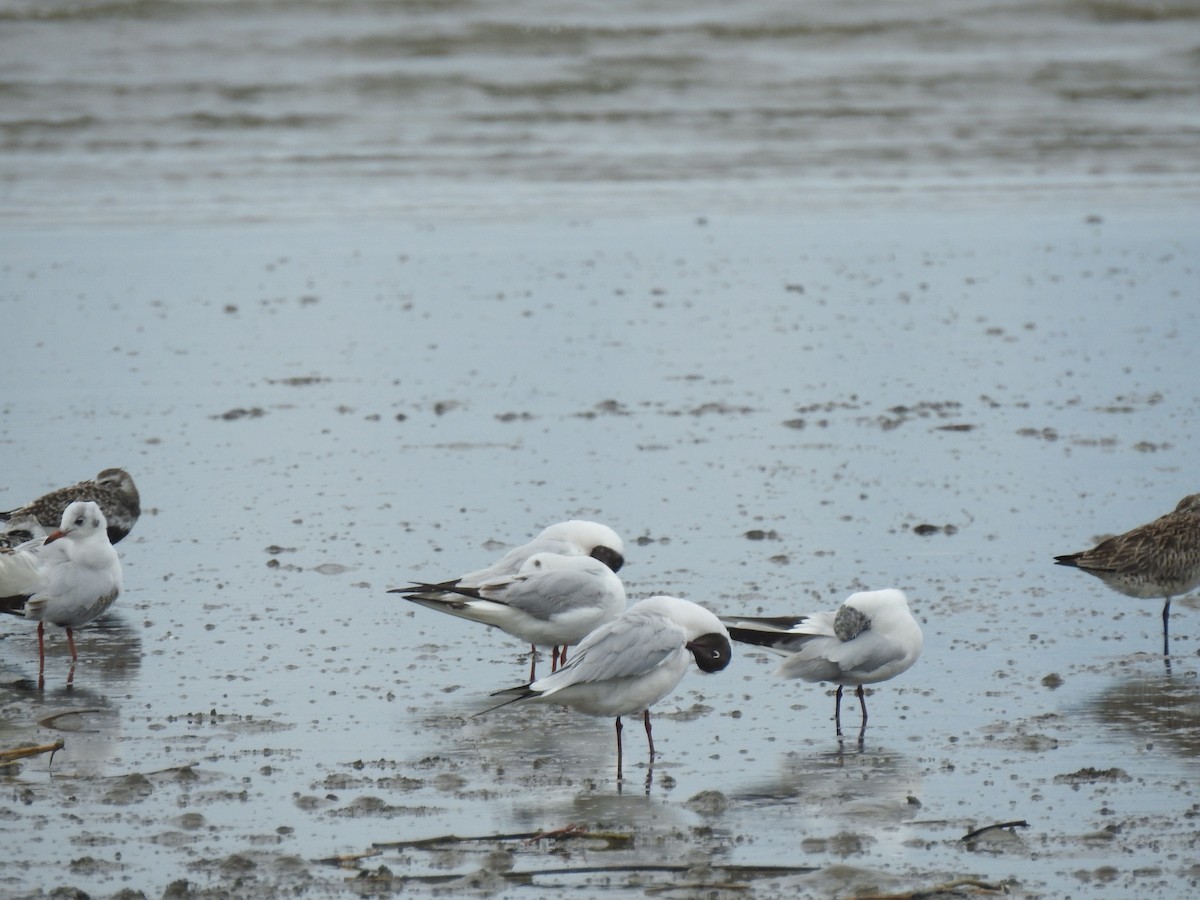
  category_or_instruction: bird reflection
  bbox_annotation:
[1,611,142,689]
[0,670,123,777]
[1090,674,1200,759]
[737,743,922,826]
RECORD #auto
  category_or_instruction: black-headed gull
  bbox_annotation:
[391,520,626,678]
[486,595,732,781]
[722,589,922,734]
[1,468,141,548]
[0,500,123,676]
[1055,493,1200,656]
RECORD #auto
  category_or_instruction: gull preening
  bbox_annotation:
[1,467,141,548]
[1055,492,1200,656]
[722,588,922,735]
[396,552,626,674]
[391,520,626,678]
[0,500,123,680]
[485,595,732,781]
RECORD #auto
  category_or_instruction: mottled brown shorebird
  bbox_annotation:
[0,468,141,548]
[1055,493,1200,656]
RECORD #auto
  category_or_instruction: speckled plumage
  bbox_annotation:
[1,468,141,548]
[1055,493,1200,655]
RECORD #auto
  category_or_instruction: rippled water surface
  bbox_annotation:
[3,1,1200,898]
[2,0,1199,221]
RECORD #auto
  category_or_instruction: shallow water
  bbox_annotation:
[3,0,1200,897]
[2,0,1199,223]
[3,209,1199,898]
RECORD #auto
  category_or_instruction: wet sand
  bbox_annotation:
[2,207,1198,897]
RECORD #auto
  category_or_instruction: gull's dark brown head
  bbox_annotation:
[589,544,625,574]
[687,632,733,673]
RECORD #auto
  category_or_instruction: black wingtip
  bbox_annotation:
[393,581,483,601]
[725,626,790,649]
[472,685,537,718]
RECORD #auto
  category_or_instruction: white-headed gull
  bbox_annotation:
[1,468,141,548]
[486,595,732,780]
[722,589,922,734]
[1055,492,1200,656]
[0,500,123,676]
[398,552,626,673]
[391,520,626,678]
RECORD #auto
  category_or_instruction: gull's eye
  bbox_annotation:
[687,633,733,673]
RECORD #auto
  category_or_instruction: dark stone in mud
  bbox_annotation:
[912,523,957,536]
[104,773,154,805]
[212,407,266,421]
[220,854,257,874]
[68,857,103,875]
[685,789,730,816]
[744,529,779,541]
[1054,767,1131,785]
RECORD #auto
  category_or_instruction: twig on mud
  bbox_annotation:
[373,827,632,852]
[371,830,559,850]
[0,739,65,767]
[850,877,1011,899]
[523,823,589,844]
[141,762,200,778]
[349,862,818,887]
[313,848,382,868]
[960,820,1030,843]
[38,708,106,732]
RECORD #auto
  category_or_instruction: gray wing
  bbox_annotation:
[778,627,907,682]
[0,545,42,601]
[457,533,576,586]
[482,564,610,620]
[537,610,682,688]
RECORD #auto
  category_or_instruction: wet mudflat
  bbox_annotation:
[2,208,1198,898]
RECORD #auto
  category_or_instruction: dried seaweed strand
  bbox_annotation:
[851,877,1010,899]
[0,739,65,766]
[960,820,1030,842]
[372,827,629,851]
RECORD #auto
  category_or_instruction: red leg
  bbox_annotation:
[615,716,624,780]
[67,627,78,662]
[528,645,537,682]
[37,622,47,675]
